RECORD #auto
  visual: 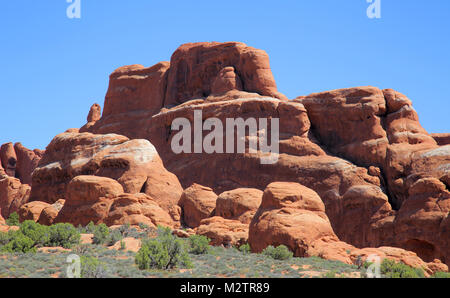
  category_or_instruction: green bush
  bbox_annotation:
[0,231,36,253]
[239,243,251,254]
[135,226,192,270]
[105,229,123,246]
[0,221,80,253]
[6,212,20,226]
[380,259,425,278]
[262,245,293,260]
[47,223,81,248]
[80,255,108,278]
[188,235,210,255]
[431,271,450,278]
[19,220,51,247]
[92,224,110,245]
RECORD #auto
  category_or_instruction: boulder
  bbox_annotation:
[104,193,176,228]
[196,216,248,247]
[38,199,65,226]
[179,184,217,228]
[0,176,31,219]
[249,182,341,257]
[216,188,263,224]
[18,201,51,222]
[54,176,123,226]
[30,132,183,214]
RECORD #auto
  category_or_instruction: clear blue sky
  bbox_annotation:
[1,0,449,150]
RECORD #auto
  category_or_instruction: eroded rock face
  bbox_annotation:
[196,217,248,246]
[216,188,263,224]
[0,176,31,219]
[432,133,450,146]
[165,42,287,106]
[104,193,176,228]
[0,143,17,178]
[103,62,170,118]
[178,184,217,228]
[30,132,183,213]
[54,176,177,227]
[249,182,341,257]
[18,201,51,222]
[248,182,447,274]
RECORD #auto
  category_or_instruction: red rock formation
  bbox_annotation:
[30,132,183,215]
[52,176,176,227]
[0,143,17,178]
[104,63,169,117]
[14,143,42,185]
[165,42,287,106]
[196,217,248,246]
[248,182,447,274]
[80,103,102,133]
[178,184,217,228]
[0,176,30,219]
[38,199,65,225]
[104,193,176,228]
[432,133,450,146]
[215,188,263,224]
[18,201,51,222]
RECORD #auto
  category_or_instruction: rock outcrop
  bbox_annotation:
[4,41,449,269]
[53,176,177,228]
[30,132,183,215]
[215,188,263,224]
[0,176,31,219]
[179,184,217,228]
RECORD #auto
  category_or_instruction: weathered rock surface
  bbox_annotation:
[179,184,217,228]
[165,42,287,106]
[0,176,31,219]
[104,193,176,228]
[216,188,263,224]
[53,176,176,227]
[38,199,65,226]
[196,216,248,246]
[18,201,51,222]
[0,142,42,185]
[249,182,447,274]
[432,133,450,146]
[30,132,183,214]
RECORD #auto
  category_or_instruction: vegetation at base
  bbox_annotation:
[238,243,251,254]
[431,271,450,278]
[0,221,80,253]
[262,245,293,260]
[0,221,447,278]
[187,235,210,255]
[135,226,192,270]
[5,212,19,226]
[80,255,108,278]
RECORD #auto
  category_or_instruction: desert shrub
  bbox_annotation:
[80,255,108,278]
[6,212,20,226]
[239,243,251,254]
[263,245,293,260]
[431,271,450,278]
[19,220,50,247]
[0,231,36,253]
[47,223,80,248]
[380,259,425,278]
[188,235,210,255]
[135,226,192,270]
[105,229,123,246]
[92,224,110,245]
